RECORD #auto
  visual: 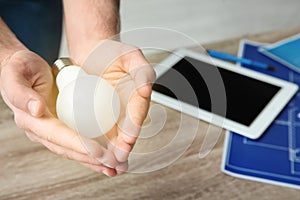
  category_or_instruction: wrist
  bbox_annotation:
[63,0,120,65]
[0,19,27,69]
[0,45,27,68]
[69,38,120,66]
[66,24,120,65]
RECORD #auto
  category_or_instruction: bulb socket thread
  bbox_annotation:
[52,57,74,77]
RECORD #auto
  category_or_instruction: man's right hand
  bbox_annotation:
[0,50,119,176]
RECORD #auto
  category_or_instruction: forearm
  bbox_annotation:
[63,0,120,64]
[0,18,26,68]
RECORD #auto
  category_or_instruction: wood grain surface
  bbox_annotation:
[1,27,300,200]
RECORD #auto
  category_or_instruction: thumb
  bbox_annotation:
[131,63,156,98]
[1,73,46,117]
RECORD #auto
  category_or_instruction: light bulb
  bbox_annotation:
[53,58,120,138]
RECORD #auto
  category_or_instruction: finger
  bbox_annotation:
[123,50,156,98]
[116,161,129,174]
[80,163,117,177]
[107,128,132,162]
[114,79,150,143]
[15,109,119,168]
[130,63,156,98]
[25,131,40,143]
[1,66,46,117]
[118,94,150,144]
[25,131,105,166]
[22,131,116,176]
[111,81,151,162]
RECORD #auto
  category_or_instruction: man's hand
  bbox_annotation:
[78,40,156,173]
[0,50,119,176]
[63,0,155,173]
[0,50,56,116]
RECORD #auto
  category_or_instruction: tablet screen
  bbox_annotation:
[152,56,281,126]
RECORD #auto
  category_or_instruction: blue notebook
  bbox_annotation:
[259,34,300,73]
[222,40,300,189]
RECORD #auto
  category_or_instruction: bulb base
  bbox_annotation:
[52,57,74,77]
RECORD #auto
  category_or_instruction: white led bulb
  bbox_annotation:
[53,58,120,138]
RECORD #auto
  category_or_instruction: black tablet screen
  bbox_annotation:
[152,56,280,126]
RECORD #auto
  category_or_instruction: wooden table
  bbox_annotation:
[1,27,300,200]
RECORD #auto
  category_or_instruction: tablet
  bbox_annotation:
[151,49,298,139]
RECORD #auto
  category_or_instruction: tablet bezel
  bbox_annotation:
[151,49,298,139]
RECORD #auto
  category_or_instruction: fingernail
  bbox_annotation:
[96,158,114,168]
[116,162,128,174]
[116,167,126,175]
[102,170,111,177]
[28,100,39,116]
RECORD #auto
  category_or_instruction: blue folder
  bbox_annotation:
[222,40,300,189]
[259,34,300,73]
